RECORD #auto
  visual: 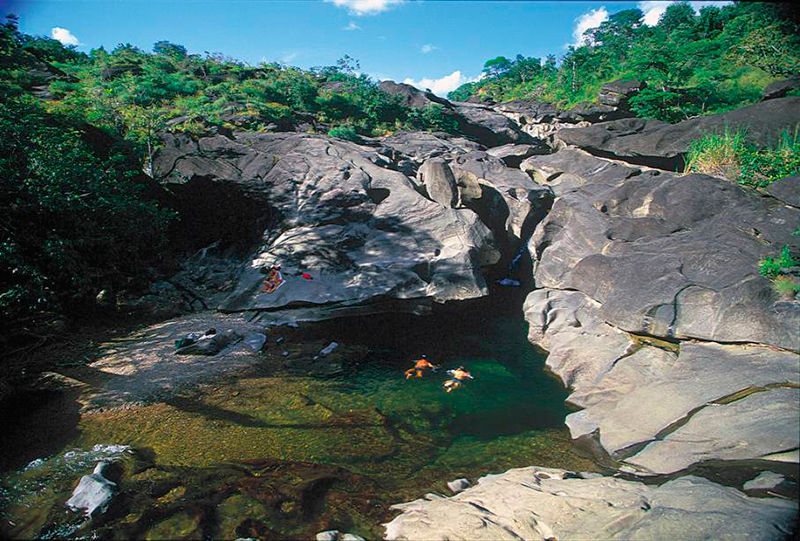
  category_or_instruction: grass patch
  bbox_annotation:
[685,127,800,187]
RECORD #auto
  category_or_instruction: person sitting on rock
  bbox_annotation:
[443,366,473,393]
[404,355,439,379]
[261,265,284,294]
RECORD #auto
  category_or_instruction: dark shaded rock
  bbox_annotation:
[453,103,534,148]
[378,80,452,110]
[561,102,633,123]
[762,77,800,101]
[464,94,495,105]
[557,97,800,170]
[153,132,499,322]
[486,143,549,168]
[597,79,646,108]
[767,174,800,207]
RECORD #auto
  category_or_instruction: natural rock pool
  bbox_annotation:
[0,294,600,539]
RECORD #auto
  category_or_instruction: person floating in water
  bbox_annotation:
[404,355,439,379]
[443,366,473,393]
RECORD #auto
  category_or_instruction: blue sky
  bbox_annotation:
[4,0,729,95]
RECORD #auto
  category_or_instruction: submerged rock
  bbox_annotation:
[384,467,798,541]
[743,471,785,491]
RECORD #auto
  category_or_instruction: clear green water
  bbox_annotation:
[0,296,598,539]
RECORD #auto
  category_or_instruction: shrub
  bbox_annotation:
[685,128,800,187]
[327,125,362,142]
[0,96,176,327]
[684,128,749,181]
[759,245,797,278]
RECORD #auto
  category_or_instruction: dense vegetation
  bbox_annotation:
[449,2,799,122]
[0,14,457,345]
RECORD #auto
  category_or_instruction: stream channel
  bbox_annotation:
[0,291,600,539]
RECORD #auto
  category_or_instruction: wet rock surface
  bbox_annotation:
[384,467,798,541]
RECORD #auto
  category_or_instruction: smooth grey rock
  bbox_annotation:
[417,158,458,207]
[450,151,553,244]
[744,471,786,491]
[521,147,641,196]
[767,174,800,207]
[486,142,549,168]
[626,388,800,474]
[384,467,798,541]
[447,478,470,494]
[243,333,267,352]
[66,461,117,517]
[523,289,633,394]
[175,329,243,356]
[380,131,481,166]
[453,103,534,148]
[557,97,800,170]
[529,159,800,350]
[154,132,500,322]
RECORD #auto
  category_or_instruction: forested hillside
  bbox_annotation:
[449,1,799,121]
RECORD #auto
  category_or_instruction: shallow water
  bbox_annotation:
[1,295,599,539]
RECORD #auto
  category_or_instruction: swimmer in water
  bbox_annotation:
[443,366,473,393]
[404,355,439,379]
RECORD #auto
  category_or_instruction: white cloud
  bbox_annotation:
[570,7,608,47]
[638,1,734,26]
[403,70,479,97]
[51,27,79,46]
[343,21,361,30]
[421,44,437,54]
[281,52,299,63]
[325,0,404,16]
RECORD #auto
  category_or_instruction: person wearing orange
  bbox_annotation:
[443,366,473,393]
[404,355,439,379]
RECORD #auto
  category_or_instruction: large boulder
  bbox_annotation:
[384,467,798,541]
[378,80,452,110]
[557,97,800,170]
[531,166,800,350]
[153,132,500,322]
[449,151,554,246]
[523,150,800,474]
[486,142,549,168]
[417,158,458,207]
[453,103,535,148]
[597,78,646,108]
[380,131,481,174]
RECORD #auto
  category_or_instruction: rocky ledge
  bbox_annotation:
[384,467,797,540]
